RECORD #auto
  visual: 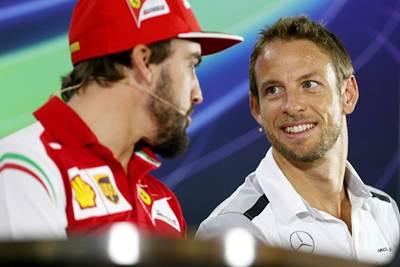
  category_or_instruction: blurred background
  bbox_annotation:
[0,0,399,230]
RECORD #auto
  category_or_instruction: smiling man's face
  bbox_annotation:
[250,39,345,163]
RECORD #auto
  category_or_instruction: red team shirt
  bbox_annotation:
[0,97,186,239]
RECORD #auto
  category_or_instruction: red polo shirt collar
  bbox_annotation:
[34,96,161,175]
[34,96,98,147]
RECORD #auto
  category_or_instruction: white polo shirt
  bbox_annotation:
[197,149,400,264]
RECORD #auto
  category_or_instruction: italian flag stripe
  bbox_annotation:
[0,163,51,197]
[135,150,161,167]
[0,153,56,202]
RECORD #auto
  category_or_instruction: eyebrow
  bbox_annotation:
[259,72,322,88]
[295,72,321,82]
[259,79,282,90]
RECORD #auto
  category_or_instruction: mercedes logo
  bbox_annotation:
[289,231,315,253]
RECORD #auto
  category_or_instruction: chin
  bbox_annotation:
[291,152,324,163]
[153,130,189,158]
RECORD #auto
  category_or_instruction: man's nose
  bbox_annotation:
[283,90,306,115]
[191,79,203,105]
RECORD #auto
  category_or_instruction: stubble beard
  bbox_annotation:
[266,116,342,163]
[147,69,189,158]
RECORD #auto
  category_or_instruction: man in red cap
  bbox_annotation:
[0,0,242,239]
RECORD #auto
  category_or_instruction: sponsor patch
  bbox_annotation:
[68,166,131,220]
[289,231,315,253]
[71,175,96,209]
[129,0,141,8]
[70,41,80,54]
[377,247,392,253]
[151,197,180,232]
[126,0,170,27]
[95,174,119,204]
[138,186,152,205]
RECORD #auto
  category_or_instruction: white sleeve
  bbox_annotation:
[195,213,269,244]
[0,167,67,240]
[389,197,400,250]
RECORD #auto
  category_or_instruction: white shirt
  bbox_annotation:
[197,149,400,264]
[0,123,67,240]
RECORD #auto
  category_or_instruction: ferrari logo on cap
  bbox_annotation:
[71,175,96,209]
[125,0,170,28]
[94,174,119,204]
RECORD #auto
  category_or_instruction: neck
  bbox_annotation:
[272,123,352,230]
[67,82,149,171]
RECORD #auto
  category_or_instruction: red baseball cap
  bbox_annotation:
[69,0,244,65]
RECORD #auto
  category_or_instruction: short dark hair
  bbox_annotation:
[249,16,354,100]
[61,40,171,102]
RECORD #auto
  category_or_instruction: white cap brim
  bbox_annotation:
[177,32,244,55]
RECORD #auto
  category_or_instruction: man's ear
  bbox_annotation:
[249,93,264,126]
[130,44,153,85]
[342,75,359,115]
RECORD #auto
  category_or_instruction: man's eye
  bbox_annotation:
[303,80,318,89]
[189,62,198,70]
[266,86,282,95]
[190,59,201,70]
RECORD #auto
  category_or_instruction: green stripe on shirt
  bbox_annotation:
[135,150,161,167]
[0,152,57,203]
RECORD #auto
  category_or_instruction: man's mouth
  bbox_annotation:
[186,116,192,126]
[184,105,194,127]
[283,123,316,134]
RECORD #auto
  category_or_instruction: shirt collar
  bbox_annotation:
[34,97,162,178]
[255,148,309,224]
[34,96,98,147]
[344,161,371,198]
[344,161,371,210]
[129,147,161,180]
[255,148,371,224]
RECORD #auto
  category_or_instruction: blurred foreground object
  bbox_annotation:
[0,223,377,267]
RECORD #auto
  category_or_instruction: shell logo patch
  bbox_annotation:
[68,166,132,221]
[125,0,170,28]
[71,175,96,209]
[95,174,119,204]
[138,186,152,205]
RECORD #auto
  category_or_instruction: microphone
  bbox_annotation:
[56,81,190,119]
[125,82,187,117]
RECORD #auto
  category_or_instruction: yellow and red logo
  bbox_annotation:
[71,175,96,209]
[138,187,152,205]
[125,0,169,28]
[94,174,119,204]
[69,41,80,54]
[128,0,141,9]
